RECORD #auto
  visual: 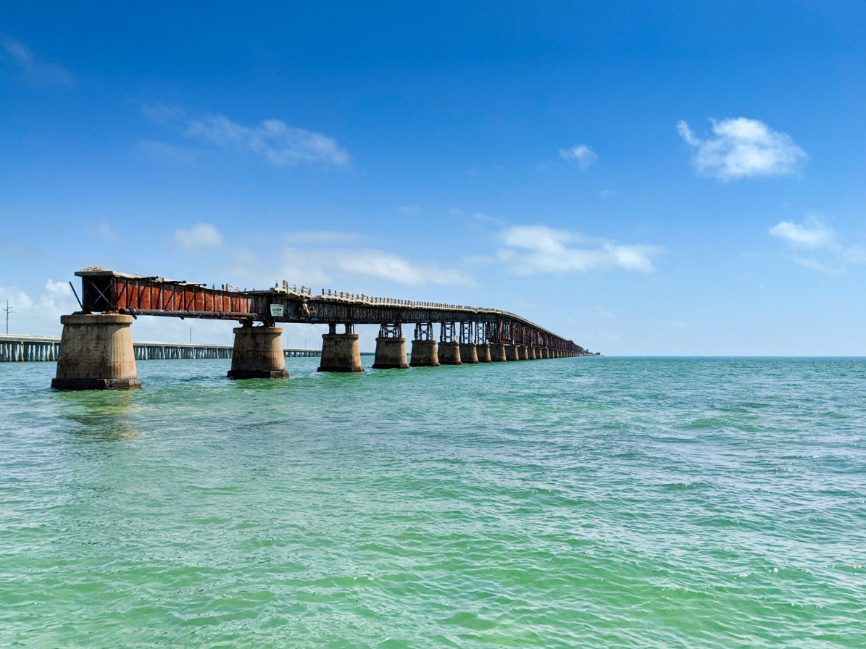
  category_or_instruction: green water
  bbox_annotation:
[1,357,864,647]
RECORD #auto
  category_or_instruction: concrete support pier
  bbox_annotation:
[372,337,409,369]
[528,347,537,360]
[459,343,479,364]
[491,344,508,362]
[507,345,520,361]
[319,328,363,372]
[52,313,141,390]
[410,340,439,367]
[517,346,529,360]
[438,342,462,365]
[542,348,549,359]
[477,344,492,363]
[227,324,288,379]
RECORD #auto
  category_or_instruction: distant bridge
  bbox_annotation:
[0,334,322,362]
[50,267,594,390]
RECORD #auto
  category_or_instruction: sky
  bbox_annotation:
[1,1,864,355]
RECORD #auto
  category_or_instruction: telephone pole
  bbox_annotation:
[3,300,12,334]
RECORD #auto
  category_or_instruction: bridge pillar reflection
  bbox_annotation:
[318,323,363,373]
[410,322,439,367]
[373,324,409,369]
[52,313,141,390]
[228,322,289,380]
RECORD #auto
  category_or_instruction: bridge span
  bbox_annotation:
[51,267,593,390]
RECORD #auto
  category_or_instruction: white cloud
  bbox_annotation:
[174,223,224,252]
[769,216,866,274]
[0,36,73,86]
[0,280,79,335]
[87,221,121,243]
[768,218,835,249]
[497,225,662,275]
[559,144,598,169]
[334,250,475,287]
[144,105,349,167]
[677,117,806,181]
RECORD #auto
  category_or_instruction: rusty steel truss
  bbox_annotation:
[73,268,587,354]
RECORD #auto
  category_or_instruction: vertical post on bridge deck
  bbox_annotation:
[52,313,141,390]
[372,323,409,369]
[227,320,289,380]
[410,322,439,367]
[318,322,363,373]
[438,322,462,365]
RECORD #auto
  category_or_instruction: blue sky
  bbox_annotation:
[1,1,864,354]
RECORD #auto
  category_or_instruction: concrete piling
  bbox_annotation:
[410,339,440,367]
[459,343,479,364]
[492,344,508,362]
[507,345,520,361]
[438,341,462,365]
[51,313,141,390]
[318,331,363,372]
[477,343,492,362]
[227,324,289,379]
[517,346,529,361]
[373,337,409,369]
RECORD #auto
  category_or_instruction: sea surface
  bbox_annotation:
[1,357,864,648]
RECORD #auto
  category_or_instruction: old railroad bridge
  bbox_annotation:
[52,267,592,390]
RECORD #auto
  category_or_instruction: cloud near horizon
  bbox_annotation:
[769,216,865,273]
[678,117,806,181]
[144,105,349,167]
[497,225,662,275]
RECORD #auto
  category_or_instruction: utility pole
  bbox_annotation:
[3,300,12,334]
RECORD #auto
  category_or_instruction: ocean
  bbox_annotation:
[1,357,864,647]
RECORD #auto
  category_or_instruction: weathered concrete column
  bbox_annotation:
[319,333,363,372]
[372,337,409,369]
[459,343,478,364]
[491,344,507,362]
[52,313,141,390]
[507,345,520,361]
[477,344,492,363]
[438,342,462,365]
[542,348,550,359]
[528,347,537,360]
[228,324,289,379]
[410,340,439,367]
[518,346,529,360]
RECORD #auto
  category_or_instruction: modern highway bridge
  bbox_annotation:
[51,267,593,390]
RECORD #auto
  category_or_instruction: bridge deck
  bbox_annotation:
[74,267,584,353]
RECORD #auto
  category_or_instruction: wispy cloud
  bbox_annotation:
[559,144,598,169]
[144,104,349,167]
[281,230,361,245]
[769,216,865,274]
[174,223,224,253]
[87,221,121,243]
[677,118,806,181]
[0,36,73,86]
[497,225,662,275]
[0,280,78,335]
[0,238,36,257]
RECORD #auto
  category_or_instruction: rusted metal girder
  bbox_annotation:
[73,268,587,354]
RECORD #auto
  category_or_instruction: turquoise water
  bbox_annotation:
[1,357,865,647]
